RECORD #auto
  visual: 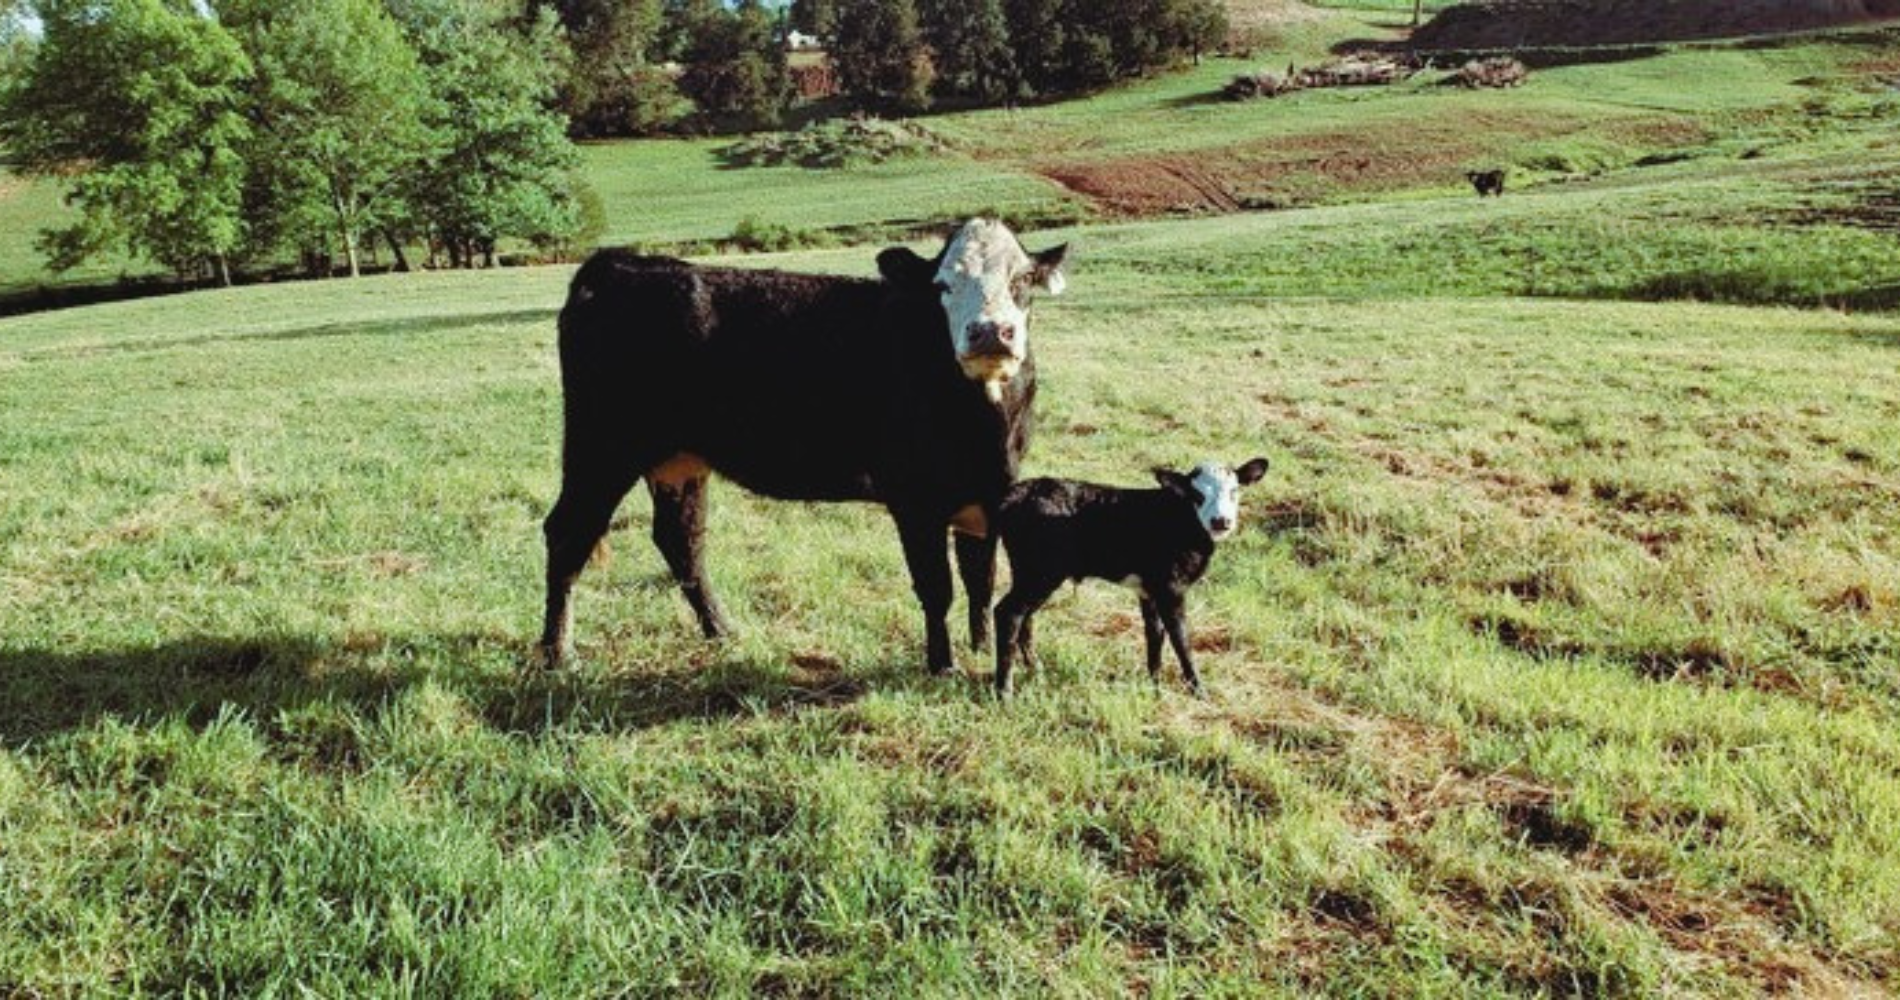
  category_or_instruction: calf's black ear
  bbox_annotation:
[1153,467,1195,496]
[878,247,934,286]
[1235,457,1270,485]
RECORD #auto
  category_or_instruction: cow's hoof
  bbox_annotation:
[536,644,570,671]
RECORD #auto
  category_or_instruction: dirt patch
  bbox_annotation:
[1412,0,1900,50]
[1040,109,1687,217]
[1043,157,1245,216]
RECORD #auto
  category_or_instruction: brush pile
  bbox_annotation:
[1224,51,1422,100]
[723,116,945,169]
[1450,57,1530,88]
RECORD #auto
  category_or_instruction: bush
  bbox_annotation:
[728,216,834,252]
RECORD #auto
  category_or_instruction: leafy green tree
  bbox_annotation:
[677,0,789,129]
[1001,0,1064,95]
[1153,0,1226,64]
[220,0,436,277]
[831,0,931,112]
[386,0,585,267]
[1,0,251,284]
[922,0,1015,102]
[0,0,35,91]
[790,0,834,37]
[532,0,678,137]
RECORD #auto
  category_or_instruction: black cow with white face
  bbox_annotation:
[539,218,1069,674]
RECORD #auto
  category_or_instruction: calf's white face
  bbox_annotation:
[1189,463,1244,540]
[1159,457,1271,541]
[934,219,1067,397]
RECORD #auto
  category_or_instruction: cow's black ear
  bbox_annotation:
[1032,243,1069,295]
[1235,457,1270,486]
[878,247,934,286]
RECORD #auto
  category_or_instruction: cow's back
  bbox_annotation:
[557,250,991,503]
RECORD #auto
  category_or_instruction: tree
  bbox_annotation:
[1,0,251,284]
[0,0,35,91]
[386,0,585,266]
[220,0,435,277]
[532,0,677,137]
[676,0,789,129]
[1161,0,1226,64]
[922,0,1015,102]
[1001,0,1064,95]
[789,0,834,37]
[831,0,931,112]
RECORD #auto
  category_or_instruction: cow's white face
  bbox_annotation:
[1159,457,1271,541]
[934,219,1067,398]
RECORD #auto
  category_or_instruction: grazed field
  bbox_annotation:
[2,218,1896,992]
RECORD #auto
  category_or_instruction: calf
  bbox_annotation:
[992,457,1271,696]
[1468,169,1506,197]
[540,219,1068,674]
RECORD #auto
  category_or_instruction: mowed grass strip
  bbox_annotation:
[2,254,1897,993]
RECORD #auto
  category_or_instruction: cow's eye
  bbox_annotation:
[933,280,951,295]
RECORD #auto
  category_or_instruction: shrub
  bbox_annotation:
[728,216,833,252]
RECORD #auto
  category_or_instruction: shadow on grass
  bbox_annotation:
[0,632,915,748]
[1569,273,1900,317]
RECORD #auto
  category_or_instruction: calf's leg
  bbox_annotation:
[540,466,641,667]
[1153,591,1203,696]
[647,455,731,640]
[1138,596,1165,683]
[955,532,997,651]
[896,512,956,675]
[994,576,1060,696]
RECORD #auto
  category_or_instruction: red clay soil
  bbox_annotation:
[1413,0,1900,50]
[1038,112,1703,217]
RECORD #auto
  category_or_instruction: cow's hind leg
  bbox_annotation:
[954,532,997,652]
[540,466,641,667]
[647,454,732,640]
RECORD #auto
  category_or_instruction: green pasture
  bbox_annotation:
[2,207,1897,991]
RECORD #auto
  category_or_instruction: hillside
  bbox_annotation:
[1414,0,1900,49]
[6,13,1900,310]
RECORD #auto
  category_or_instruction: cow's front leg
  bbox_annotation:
[895,512,955,675]
[954,531,997,652]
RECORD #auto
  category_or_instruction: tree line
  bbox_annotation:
[1,0,1226,285]
[544,0,1227,134]
[2,0,584,285]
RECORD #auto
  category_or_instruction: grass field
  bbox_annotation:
[3,199,1899,991]
[4,3,1900,993]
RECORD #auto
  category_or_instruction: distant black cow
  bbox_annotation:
[1468,169,1506,197]
[539,219,1069,674]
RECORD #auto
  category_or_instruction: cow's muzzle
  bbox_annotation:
[966,321,1020,359]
